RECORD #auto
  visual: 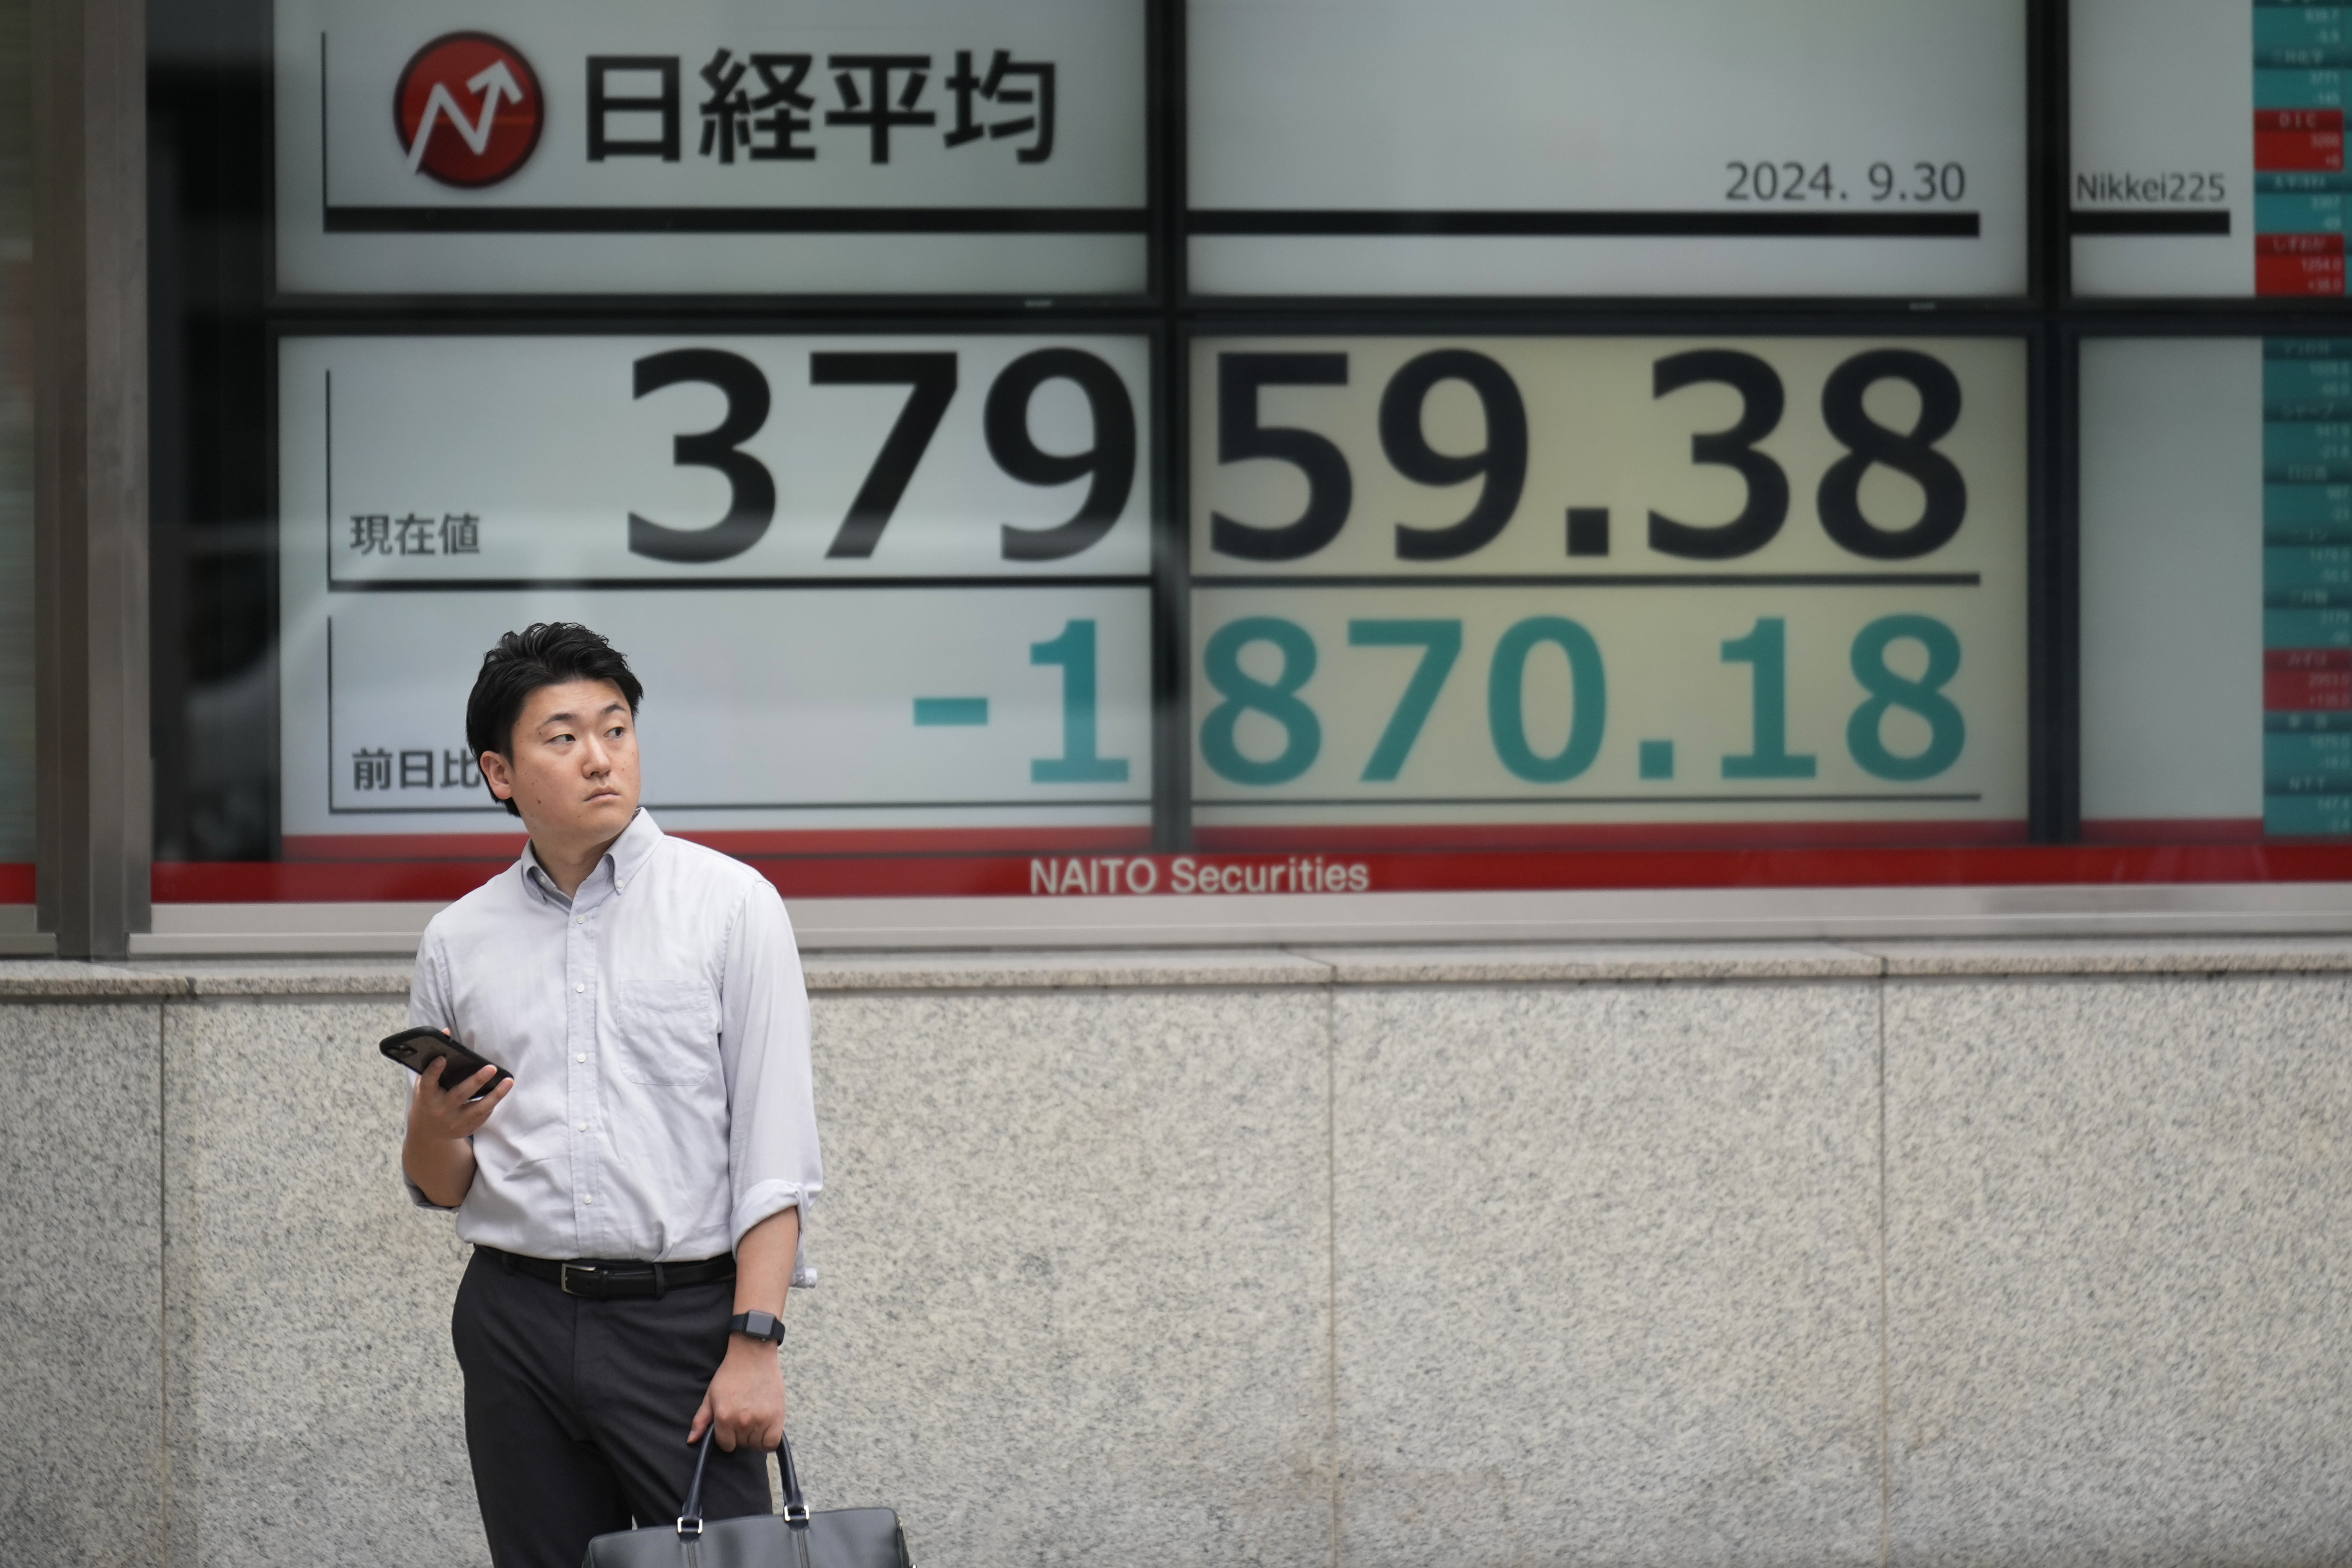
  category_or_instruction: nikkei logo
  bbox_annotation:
[394,32,544,188]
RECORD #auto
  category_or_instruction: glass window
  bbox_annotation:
[136,0,2352,921]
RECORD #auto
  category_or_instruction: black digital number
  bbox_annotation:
[811,353,958,559]
[1210,353,1354,561]
[988,348,1138,562]
[1647,349,1790,560]
[1816,349,1967,560]
[1381,349,1528,561]
[1869,162,1965,202]
[1728,162,1837,201]
[627,349,777,565]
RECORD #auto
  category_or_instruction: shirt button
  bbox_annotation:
[576,1053,587,1063]
[583,1195,594,1205]
[578,915,587,924]
[576,1122,588,1131]
[614,878,625,890]
[575,983,585,993]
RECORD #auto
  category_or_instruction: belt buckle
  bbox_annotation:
[560,1262,596,1296]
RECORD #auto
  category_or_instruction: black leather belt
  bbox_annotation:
[481,1246,735,1299]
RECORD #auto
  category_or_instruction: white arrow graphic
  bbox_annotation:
[406,60,527,174]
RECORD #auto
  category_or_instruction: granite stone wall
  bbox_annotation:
[3,941,2350,1568]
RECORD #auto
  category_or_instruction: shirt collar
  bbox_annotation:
[519,808,665,908]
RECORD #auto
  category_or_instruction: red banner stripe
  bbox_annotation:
[152,841,2352,905]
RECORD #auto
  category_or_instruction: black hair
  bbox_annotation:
[464,623,645,816]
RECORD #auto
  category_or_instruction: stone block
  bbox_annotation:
[1332,981,1885,1568]
[789,987,1333,1568]
[0,1002,167,1567]
[162,995,483,1568]
[1886,975,2352,1565]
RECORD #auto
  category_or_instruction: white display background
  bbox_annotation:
[2069,0,2252,297]
[1187,0,2027,297]
[280,333,1154,839]
[275,0,1148,294]
[2077,338,2263,827]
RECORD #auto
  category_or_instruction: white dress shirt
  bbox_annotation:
[407,809,821,1282]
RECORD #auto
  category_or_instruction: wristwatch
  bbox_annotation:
[729,1310,785,1344]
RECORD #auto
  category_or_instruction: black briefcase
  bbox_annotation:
[581,1431,912,1568]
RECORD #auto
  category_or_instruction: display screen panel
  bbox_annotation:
[1186,0,2028,298]
[273,0,1148,296]
[277,333,1154,859]
[2079,335,2352,840]
[2071,0,2352,297]
[1189,335,2030,847]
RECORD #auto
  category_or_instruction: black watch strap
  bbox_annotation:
[729,1310,785,1344]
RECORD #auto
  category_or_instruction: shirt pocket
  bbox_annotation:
[606,977,720,1087]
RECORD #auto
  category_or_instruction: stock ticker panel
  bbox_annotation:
[277,333,1155,850]
[1186,335,2030,849]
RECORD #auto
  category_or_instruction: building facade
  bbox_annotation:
[6,2,2352,1565]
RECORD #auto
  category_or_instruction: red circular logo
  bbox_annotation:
[394,32,543,188]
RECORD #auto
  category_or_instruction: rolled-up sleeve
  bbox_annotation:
[717,878,825,1284]
[402,934,461,1212]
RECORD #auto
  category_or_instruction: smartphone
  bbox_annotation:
[379,1026,513,1101]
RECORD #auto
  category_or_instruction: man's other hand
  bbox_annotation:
[690,1339,786,1453]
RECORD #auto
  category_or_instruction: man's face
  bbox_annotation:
[481,678,641,843]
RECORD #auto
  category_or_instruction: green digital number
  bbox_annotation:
[1347,619,1462,781]
[1846,614,1965,780]
[1201,617,1322,785]
[1030,620,1129,783]
[1720,617,1816,779]
[1488,616,1607,783]
[1195,611,1965,793]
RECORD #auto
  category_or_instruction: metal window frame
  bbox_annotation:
[34,0,149,959]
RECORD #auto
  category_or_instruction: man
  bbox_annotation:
[402,621,822,1568]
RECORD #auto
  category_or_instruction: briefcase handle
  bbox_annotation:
[678,1429,813,1537]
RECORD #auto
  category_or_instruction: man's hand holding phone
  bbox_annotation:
[411,1051,514,1140]
[401,1031,514,1207]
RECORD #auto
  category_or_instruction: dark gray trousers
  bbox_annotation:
[451,1248,771,1568]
